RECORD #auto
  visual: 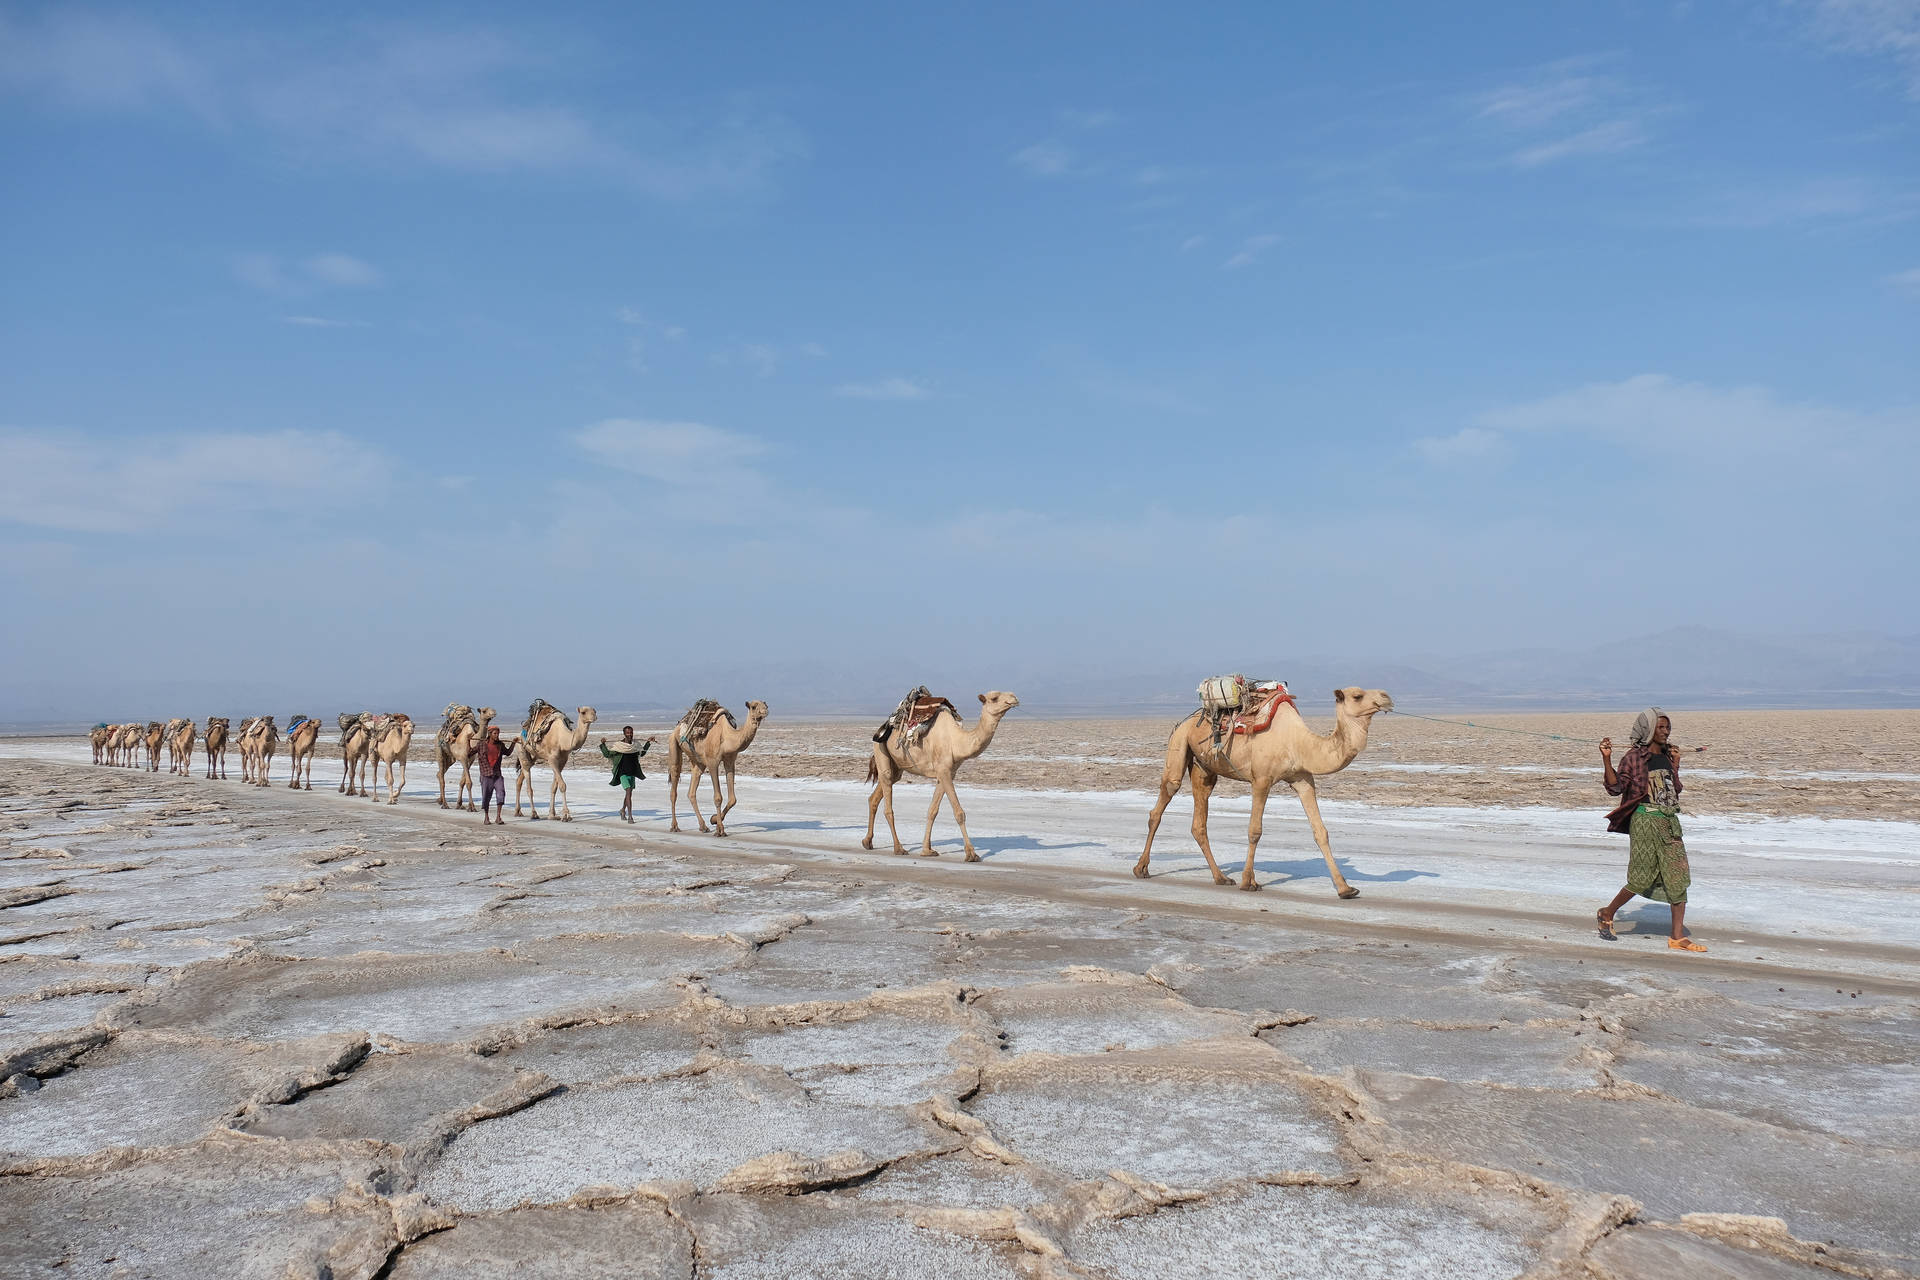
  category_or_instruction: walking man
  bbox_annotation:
[1596,708,1705,951]
[478,725,512,825]
[600,726,655,824]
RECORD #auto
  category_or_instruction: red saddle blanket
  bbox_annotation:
[1229,685,1295,736]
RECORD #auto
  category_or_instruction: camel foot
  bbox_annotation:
[712,828,726,838]
[1238,879,1263,892]
[438,801,449,809]
[561,813,572,823]
[1132,862,1150,879]
[892,847,908,856]
[303,783,311,791]
[1212,875,1232,886]
[860,836,873,850]
[1337,886,1361,900]
[963,851,981,863]
[919,850,940,858]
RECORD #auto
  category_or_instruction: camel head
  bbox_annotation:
[478,707,497,723]
[1332,688,1393,721]
[577,707,598,727]
[744,700,770,724]
[977,691,1021,719]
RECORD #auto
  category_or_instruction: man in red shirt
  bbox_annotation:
[478,725,513,825]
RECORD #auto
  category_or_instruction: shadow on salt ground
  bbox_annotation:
[1610,903,1687,935]
[1255,856,1440,886]
[966,834,1108,859]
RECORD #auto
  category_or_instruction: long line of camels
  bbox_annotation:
[85,682,1396,898]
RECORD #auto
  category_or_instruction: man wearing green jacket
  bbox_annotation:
[600,726,655,824]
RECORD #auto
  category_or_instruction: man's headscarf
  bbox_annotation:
[1628,707,1669,748]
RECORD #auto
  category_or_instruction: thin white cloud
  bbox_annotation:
[1886,266,1920,293]
[281,315,366,328]
[1475,373,1880,453]
[1012,142,1075,176]
[1179,234,1206,253]
[1224,234,1280,269]
[1414,426,1501,463]
[1058,108,1117,129]
[574,417,766,489]
[304,253,381,287]
[235,251,382,294]
[0,13,804,198]
[1473,58,1657,168]
[834,377,929,401]
[0,428,388,532]
[1510,119,1647,168]
[1804,0,1920,98]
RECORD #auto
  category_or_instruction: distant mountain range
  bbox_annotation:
[5,628,1916,733]
[601,627,1920,716]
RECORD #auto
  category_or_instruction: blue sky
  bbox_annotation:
[2,2,1918,715]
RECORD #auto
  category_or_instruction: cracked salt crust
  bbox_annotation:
[3,754,1918,1279]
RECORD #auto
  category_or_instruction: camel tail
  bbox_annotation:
[865,756,878,785]
[1160,712,1198,792]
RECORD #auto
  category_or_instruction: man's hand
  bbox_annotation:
[598,737,607,746]
[1599,737,1613,759]
[646,736,657,745]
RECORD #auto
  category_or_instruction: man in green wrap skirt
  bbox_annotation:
[1596,708,1705,952]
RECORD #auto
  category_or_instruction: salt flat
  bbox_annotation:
[2,746,1917,1278]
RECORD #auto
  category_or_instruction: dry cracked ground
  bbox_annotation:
[2,758,1916,1280]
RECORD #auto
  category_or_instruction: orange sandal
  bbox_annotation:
[1668,937,1707,953]
[1596,910,1617,942]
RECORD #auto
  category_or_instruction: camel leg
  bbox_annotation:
[943,776,980,862]
[688,764,709,833]
[706,765,724,836]
[550,764,570,821]
[1239,779,1274,891]
[669,755,683,832]
[437,757,450,808]
[1188,765,1231,886]
[714,759,738,836]
[881,773,905,854]
[1134,761,1189,879]
[919,777,946,857]
[461,762,475,811]
[1293,777,1359,899]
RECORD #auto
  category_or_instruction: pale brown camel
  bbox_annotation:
[436,705,496,811]
[164,718,194,774]
[239,716,279,788]
[512,705,597,821]
[863,691,1021,860]
[369,713,416,805]
[285,716,320,790]
[336,713,374,797]
[108,723,138,767]
[90,724,112,765]
[235,717,260,783]
[204,717,230,779]
[143,721,164,772]
[1136,686,1393,895]
[669,700,769,836]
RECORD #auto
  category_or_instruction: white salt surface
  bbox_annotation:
[10,737,1920,959]
[1068,1182,1538,1280]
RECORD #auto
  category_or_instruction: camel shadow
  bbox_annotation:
[1253,856,1437,886]
[967,834,1105,860]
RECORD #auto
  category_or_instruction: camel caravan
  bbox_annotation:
[82,670,1391,898]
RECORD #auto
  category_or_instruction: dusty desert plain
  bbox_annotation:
[2,708,1917,1279]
